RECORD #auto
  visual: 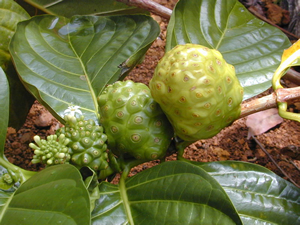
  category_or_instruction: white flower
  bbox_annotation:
[64,105,83,117]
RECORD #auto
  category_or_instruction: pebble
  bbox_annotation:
[20,131,34,144]
[34,111,54,127]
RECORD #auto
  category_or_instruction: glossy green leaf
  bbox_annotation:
[0,191,14,214]
[24,0,148,17]
[196,161,300,224]
[0,0,30,70]
[9,15,160,123]
[166,0,291,100]
[0,164,90,225]
[0,67,9,155]
[92,161,242,224]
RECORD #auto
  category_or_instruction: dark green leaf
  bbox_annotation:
[0,0,30,70]
[196,161,300,224]
[0,68,9,155]
[9,15,160,123]
[0,164,90,225]
[6,62,35,130]
[92,161,242,224]
[0,0,34,129]
[166,0,291,100]
[92,182,126,224]
[24,0,148,17]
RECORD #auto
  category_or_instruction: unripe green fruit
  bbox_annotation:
[98,80,173,161]
[56,115,108,172]
[149,44,244,141]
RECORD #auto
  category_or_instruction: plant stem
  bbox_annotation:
[175,139,193,161]
[240,86,300,119]
[0,157,36,182]
[116,0,172,19]
[284,69,300,85]
[119,164,134,225]
[240,93,277,118]
[98,166,115,180]
[276,86,300,102]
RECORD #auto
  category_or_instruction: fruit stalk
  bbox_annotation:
[240,86,300,118]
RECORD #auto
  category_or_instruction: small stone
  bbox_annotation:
[11,141,21,149]
[34,111,54,127]
[20,132,34,144]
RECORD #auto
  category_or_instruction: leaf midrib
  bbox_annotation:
[66,19,100,121]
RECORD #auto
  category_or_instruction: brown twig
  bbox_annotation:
[276,86,300,102]
[240,85,300,118]
[116,0,172,19]
[289,160,300,172]
[249,132,300,188]
[283,69,300,86]
[240,93,278,118]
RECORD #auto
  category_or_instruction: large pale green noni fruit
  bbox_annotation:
[149,44,244,141]
[98,80,173,161]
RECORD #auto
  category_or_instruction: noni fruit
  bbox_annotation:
[98,80,173,161]
[56,115,108,172]
[149,44,243,141]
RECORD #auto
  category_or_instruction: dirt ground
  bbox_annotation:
[4,0,300,187]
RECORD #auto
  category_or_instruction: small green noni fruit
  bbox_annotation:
[56,115,108,172]
[149,44,243,141]
[98,80,173,161]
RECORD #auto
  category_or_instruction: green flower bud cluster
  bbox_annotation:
[0,172,18,190]
[2,173,13,185]
[30,134,71,165]
[56,115,108,172]
[98,80,174,161]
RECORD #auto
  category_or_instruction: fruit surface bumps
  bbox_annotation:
[56,115,108,172]
[98,80,173,161]
[149,44,244,141]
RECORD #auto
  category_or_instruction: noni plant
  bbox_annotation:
[0,0,299,224]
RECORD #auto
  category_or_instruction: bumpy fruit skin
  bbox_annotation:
[149,44,244,141]
[56,115,108,172]
[98,80,173,161]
